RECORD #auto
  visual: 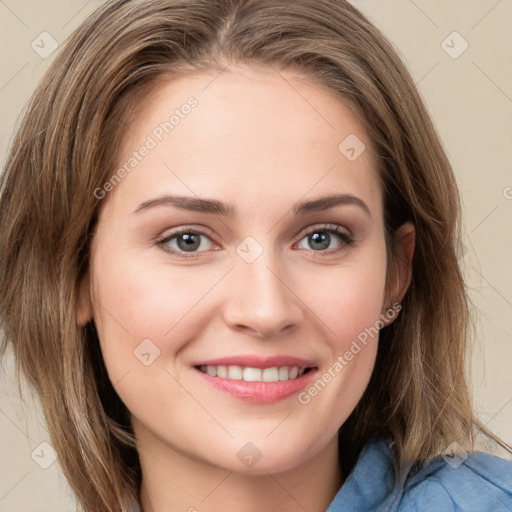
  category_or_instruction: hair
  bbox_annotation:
[1,0,510,510]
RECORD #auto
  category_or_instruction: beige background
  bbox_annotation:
[0,1,511,510]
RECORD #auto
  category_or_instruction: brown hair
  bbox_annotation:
[1,0,510,510]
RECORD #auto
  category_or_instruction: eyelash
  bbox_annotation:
[155,224,355,258]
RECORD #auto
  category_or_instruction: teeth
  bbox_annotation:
[198,365,308,382]
[227,365,243,380]
[242,367,261,381]
[278,366,289,381]
[262,367,279,382]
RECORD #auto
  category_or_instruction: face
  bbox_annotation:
[78,65,413,475]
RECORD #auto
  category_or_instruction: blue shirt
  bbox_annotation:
[326,438,512,511]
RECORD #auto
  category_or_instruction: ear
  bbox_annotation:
[76,270,94,327]
[380,221,415,326]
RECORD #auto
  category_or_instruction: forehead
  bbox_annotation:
[105,65,382,219]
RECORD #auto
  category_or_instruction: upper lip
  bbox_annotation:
[192,355,317,369]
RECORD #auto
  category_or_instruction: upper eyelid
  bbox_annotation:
[302,223,351,235]
[156,224,216,241]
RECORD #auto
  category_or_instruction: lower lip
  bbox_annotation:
[193,367,317,404]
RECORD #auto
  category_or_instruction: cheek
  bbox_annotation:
[302,244,388,350]
[89,247,227,377]
[291,257,386,433]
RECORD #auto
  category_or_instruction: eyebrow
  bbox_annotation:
[134,193,372,219]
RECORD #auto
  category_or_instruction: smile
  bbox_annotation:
[192,355,318,403]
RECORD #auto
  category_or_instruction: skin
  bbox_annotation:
[77,64,415,512]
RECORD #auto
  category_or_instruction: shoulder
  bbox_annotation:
[398,447,512,512]
[327,438,512,512]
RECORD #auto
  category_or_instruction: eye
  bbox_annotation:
[155,223,355,258]
[296,224,355,254]
[156,228,218,257]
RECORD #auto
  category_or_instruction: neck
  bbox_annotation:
[137,433,343,512]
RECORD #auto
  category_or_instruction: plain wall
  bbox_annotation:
[0,1,511,510]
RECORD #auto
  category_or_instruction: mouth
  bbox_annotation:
[192,355,318,403]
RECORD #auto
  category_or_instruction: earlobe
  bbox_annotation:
[76,271,94,327]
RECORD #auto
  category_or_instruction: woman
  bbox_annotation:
[1,0,511,511]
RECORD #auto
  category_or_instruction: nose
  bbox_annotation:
[221,247,304,338]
